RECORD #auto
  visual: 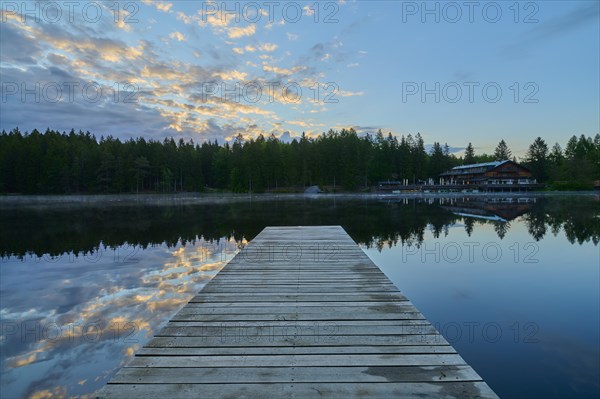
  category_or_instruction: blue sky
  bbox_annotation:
[1,0,598,156]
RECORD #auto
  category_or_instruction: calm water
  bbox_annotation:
[0,194,598,398]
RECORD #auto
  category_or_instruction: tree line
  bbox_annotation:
[0,127,598,194]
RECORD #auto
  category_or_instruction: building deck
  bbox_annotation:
[97,226,498,398]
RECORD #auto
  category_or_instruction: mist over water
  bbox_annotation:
[0,194,598,398]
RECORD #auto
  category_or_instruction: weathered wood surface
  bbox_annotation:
[97,226,498,398]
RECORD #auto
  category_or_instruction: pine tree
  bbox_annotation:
[494,140,512,160]
[525,137,549,182]
[464,143,475,164]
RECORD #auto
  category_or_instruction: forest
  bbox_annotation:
[0,127,599,194]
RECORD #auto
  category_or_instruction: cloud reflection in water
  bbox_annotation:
[0,237,239,398]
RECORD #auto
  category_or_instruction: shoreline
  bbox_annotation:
[0,191,598,208]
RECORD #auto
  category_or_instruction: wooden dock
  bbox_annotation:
[98,226,498,398]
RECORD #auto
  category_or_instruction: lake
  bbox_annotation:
[1,194,598,398]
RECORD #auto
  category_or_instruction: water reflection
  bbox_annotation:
[1,196,598,260]
[0,194,598,398]
[1,239,238,398]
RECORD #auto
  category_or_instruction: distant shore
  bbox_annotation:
[0,191,598,208]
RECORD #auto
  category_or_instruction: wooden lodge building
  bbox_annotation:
[438,160,541,191]
[378,160,543,192]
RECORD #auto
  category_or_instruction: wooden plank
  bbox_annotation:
[98,382,498,399]
[157,324,439,337]
[126,353,468,368]
[212,275,385,278]
[166,309,425,321]
[136,345,458,356]
[111,365,482,384]
[189,294,408,302]
[177,304,420,314]
[200,288,402,293]
[143,335,448,347]
[203,283,399,288]
[165,320,432,327]
[185,301,412,307]
[98,226,498,399]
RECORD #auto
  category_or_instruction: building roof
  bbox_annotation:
[450,160,509,170]
[439,160,511,176]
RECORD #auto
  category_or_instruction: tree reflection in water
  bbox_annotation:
[0,194,597,398]
[2,195,597,260]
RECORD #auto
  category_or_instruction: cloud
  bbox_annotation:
[211,70,248,81]
[7,17,147,64]
[176,11,196,25]
[140,63,206,82]
[0,65,174,140]
[263,64,307,76]
[0,23,43,64]
[287,119,325,129]
[0,0,351,144]
[115,11,133,32]
[232,43,276,55]
[294,36,352,72]
[529,2,599,39]
[227,25,256,38]
[141,0,173,13]
[156,2,173,12]
[197,6,235,29]
[303,5,315,16]
[258,43,278,52]
[0,27,285,143]
[287,120,310,127]
[168,32,185,42]
[286,33,299,41]
[452,71,475,81]
[338,90,364,97]
[505,3,600,57]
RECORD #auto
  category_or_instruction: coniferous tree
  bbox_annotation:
[548,143,564,181]
[464,143,475,164]
[429,142,445,177]
[0,128,598,194]
[494,139,512,160]
[525,137,549,182]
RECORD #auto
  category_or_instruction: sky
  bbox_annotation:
[0,0,598,156]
